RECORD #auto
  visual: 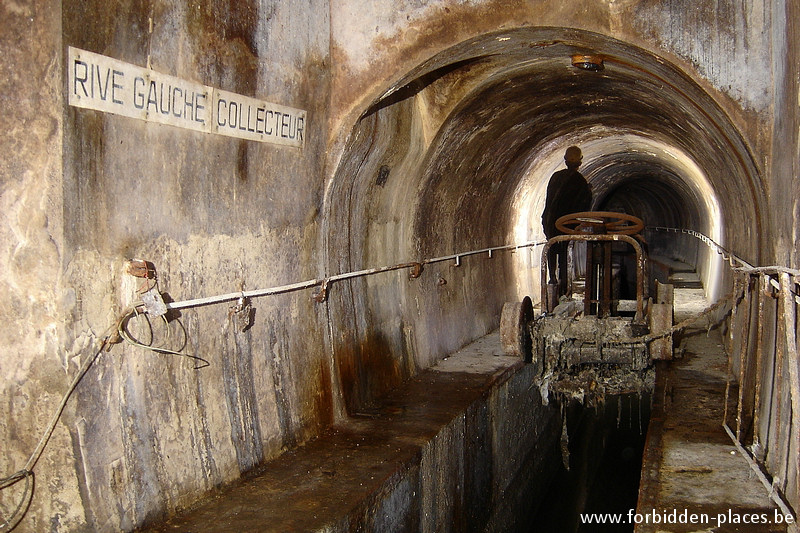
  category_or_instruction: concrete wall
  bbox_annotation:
[1,1,69,529]
[2,1,332,530]
[326,0,783,267]
[771,0,800,267]
[0,0,796,531]
[327,0,775,163]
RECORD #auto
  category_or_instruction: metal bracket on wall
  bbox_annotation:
[313,279,331,303]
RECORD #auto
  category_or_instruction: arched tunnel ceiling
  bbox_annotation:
[321,27,767,402]
[327,26,765,279]
[416,40,757,256]
[587,147,712,231]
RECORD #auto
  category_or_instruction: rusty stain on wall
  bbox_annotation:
[1,0,797,530]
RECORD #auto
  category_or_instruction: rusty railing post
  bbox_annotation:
[736,273,752,442]
[751,273,769,459]
[779,272,800,504]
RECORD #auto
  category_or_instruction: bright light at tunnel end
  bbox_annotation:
[510,131,724,302]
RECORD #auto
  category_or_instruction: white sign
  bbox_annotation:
[67,47,305,148]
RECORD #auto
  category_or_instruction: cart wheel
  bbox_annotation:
[500,296,533,362]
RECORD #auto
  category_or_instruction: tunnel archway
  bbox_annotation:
[511,132,725,299]
[323,27,764,413]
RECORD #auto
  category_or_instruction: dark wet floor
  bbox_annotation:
[637,324,788,533]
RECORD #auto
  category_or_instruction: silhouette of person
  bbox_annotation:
[542,146,592,291]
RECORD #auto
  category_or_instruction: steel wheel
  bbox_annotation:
[555,211,644,235]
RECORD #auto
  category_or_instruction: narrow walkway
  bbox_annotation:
[637,287,789,532]
[138,333,554,532]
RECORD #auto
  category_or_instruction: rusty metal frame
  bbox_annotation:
[650,227,799,516]
[774,281,787,487]
[779,273,800,503]
[722,270,799,511]
[540,233,646,322]
[720,272,799,516]
[751,274,769,457]
[736,273,752,442]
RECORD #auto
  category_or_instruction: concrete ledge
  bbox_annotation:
[140,332,561,532]
[636,328,788,533]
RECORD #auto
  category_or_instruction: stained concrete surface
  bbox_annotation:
[3,1,800,530]
[139,286,754,533]
[637,316,789,532]
[138,332,561,532]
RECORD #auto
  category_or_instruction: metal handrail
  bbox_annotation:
[163,226,798,311]
[164,239,547,310]
[651,226,799,516]
[648,226,800,304]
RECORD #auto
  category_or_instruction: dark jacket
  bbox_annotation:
[542,168,592,238]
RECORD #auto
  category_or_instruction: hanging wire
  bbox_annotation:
[1,228,794,529]
[116,308,208,369]
[0,239,549,530]
[1,333,110,533]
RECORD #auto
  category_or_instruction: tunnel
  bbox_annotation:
[2,2,799,532]
[324,27,761,415]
